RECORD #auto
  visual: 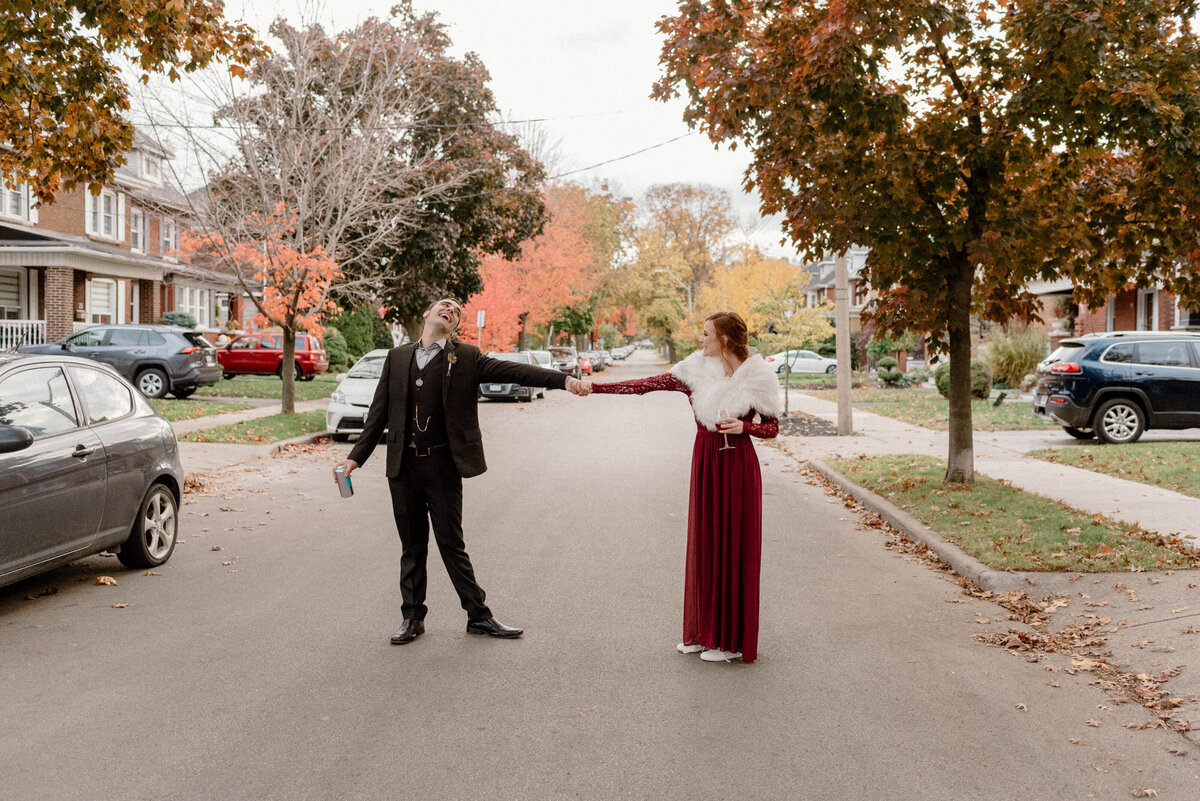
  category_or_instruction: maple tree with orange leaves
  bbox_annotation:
[181,204,340,413]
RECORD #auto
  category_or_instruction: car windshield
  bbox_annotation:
[347,357,385,379]
[491,352,531,363]
[549,348,575,358]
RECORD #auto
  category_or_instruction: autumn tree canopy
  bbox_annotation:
[656,0,1200,482]
[0,0,263,203]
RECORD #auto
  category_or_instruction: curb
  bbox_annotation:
[807,458,1040,592]
[269,431,333,453]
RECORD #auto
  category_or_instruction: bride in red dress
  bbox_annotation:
[591,312,780,663]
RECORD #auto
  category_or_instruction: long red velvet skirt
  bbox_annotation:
[682,422,763,662]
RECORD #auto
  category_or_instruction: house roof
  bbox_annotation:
[0,222,165,281]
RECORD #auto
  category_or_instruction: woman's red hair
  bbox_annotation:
[707,311,750,361]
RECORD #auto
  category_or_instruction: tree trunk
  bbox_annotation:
[400,314,421,346]
[945,262,974,484]
[281,326,297,415]
[517,312,528,352]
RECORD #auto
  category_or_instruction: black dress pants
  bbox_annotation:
[387,449,491,622]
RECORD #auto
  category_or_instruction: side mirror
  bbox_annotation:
[60,342,71,351]
[0,425,34,454]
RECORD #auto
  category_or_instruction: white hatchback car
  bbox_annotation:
[764,349,838,374]
[326,349,389,441]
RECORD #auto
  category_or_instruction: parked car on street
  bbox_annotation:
[217,332,328,381]
[326,348,389,441]
[1033,331,1200,443]
[549,346,582,379]
[611,347,629,361]
[580,351,605,372]
[525,349,555,373]
[0,353,184,588]
[765,349,838,374]
[18,323,221,399]
[479,351,544,401]
[578,355,593,376]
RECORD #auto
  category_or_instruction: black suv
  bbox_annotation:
[19,324,221,399]
[1033,331,1200,443]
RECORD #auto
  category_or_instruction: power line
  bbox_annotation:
[549,132,699,178]
[124,108,634,133]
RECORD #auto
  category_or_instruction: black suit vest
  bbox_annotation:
[407,348,449,449]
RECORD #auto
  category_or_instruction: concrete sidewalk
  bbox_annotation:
[778,387,1200,544]
[172,398,329,474]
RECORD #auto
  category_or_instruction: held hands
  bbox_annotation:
[717,418,744,435]
[332,459,359,479]
[566,377,592,397]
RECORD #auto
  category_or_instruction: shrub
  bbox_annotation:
[161,310,196,329]
[934,361,992,399]
[908,366,931,384]
[324,330,349,373]
[329,305,392,359]
[983,329,1048,389]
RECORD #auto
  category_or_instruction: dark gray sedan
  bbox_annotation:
[0,353,184,588]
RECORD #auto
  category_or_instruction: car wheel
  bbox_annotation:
[223,372,236,380]
[1063,426,1095,440]
[538,388,545,399]
[117,484,178,568]
[331,433,350,442]
[826,364,837,374]
[170,387,196,399]
[135,367,170,399]
[277,363,303,381]
[1094,399,1145,444]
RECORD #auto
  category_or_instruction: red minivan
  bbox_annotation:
[217,333,329,381]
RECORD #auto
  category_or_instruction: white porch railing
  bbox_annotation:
[72,321,93,334]
[0,319,46,349]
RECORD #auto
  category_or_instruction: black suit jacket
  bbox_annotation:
[347,341,569,478]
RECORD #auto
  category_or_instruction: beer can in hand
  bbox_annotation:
[334,465,354,498]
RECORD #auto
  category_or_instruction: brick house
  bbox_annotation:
[0,132,242,349]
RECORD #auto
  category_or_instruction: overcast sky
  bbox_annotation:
[217,0,793,256]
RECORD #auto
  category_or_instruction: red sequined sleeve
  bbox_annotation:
[744,416,778,439]
[591,372,690,396]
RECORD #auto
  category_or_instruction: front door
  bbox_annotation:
[0,365,106,582]
[1131,340,1199,424]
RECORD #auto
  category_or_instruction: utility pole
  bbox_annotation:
[834,251,853,435]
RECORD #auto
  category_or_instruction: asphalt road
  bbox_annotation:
[3,350,1198,799]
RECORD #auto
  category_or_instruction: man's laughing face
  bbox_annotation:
[426,299,463,332]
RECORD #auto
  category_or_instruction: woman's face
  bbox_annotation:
[699,320,723,357]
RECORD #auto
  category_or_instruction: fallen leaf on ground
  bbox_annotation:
[1086,719,1102,727]
[211,546,223,551]
[111,603,129,609]
[95,576,118,586]
[1130,790,1157,798]
[1015,703,1028,711]
[1069,738,1086,745]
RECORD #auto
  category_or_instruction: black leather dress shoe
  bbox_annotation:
[466,617,522,638]
[390,619,424,645]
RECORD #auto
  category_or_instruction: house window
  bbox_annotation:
[140,152,162,184]
[176,285,211,328]
[90,279,117,324]
[86,188,123,240]
[1,175,33,222]
[160,217,178,258]
[1137,289,1158,331]
[0,269,21,319]
[130,209,146,253]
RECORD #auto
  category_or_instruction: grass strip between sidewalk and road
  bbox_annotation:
[806,387,1058,431]
[829,454,1200,573]
[178,409,328,444]
[149,398,254,422]
[1029,442,1200,500]
[194,375,338,401]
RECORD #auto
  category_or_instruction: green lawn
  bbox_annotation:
[178,410,328,444]
[195,374,338,401]
[778,371,866,389]
[806,386,1057,431]
[1029,442,1200,500]
[148,398,254,422]
[830,454,1200,572]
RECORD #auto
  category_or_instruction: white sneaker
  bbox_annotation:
[700,649,742,662]
[676,643,705,654]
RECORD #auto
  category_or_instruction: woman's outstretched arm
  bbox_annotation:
[590,372,690,396]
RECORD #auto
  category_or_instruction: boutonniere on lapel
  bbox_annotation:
[446,351,457,377]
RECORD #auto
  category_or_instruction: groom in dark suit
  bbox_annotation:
[333,298,588,645]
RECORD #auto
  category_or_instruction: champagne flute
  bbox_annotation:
[718,407,735,451]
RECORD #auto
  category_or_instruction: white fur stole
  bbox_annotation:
[670,351,782,432]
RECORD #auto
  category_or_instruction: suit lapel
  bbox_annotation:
[396,343,416,406]
[442,340,457,407]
